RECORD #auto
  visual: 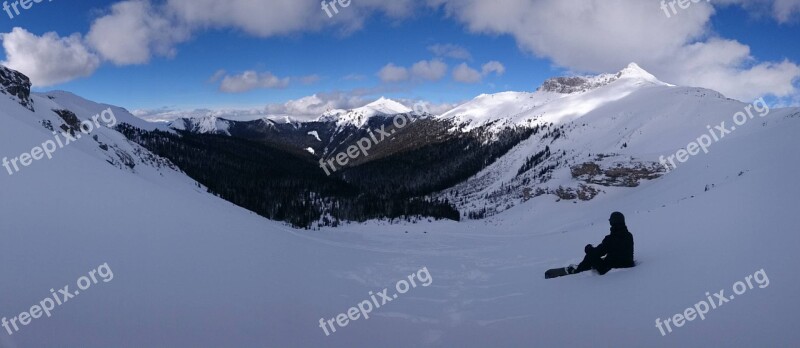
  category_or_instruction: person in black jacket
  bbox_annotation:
[571,212,635,275]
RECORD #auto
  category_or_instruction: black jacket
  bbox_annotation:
[595,225,635,268]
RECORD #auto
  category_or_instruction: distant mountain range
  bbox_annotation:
[2,63,798,227]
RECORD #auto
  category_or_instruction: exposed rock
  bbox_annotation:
[554,186,578,200]
[54,109,81,134]
[571,160,665,187]
[537,74,618,94]
[576,184,600,201]
[0,65,34,111]
[552,184,601,201]
[570,162,602,178]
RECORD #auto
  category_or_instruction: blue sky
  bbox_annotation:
[1,0,799,120]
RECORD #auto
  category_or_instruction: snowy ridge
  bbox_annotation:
[318,97,412,128]
[440,80,799,218]
[439,63,672,132]
[538,63,669,95]
[44,90,163,132]
[0,90,197,193]
[169,115,232,135]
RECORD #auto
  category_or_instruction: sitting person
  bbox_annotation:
[570,211,635,275]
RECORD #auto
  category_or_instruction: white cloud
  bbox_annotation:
[343,73,366,81]
[411,59,448,81]
[428,43,472,60]
[208,69,226,83]
[81,0,420,71]
[452,63,482,83]
[165,0,316,37]
[771,0,800,22]
[378,63,410,82]
[451,61,504,83]
[481,61,505,76]
[166,0,417,36]
[379,59,449,83]
[299,75,322,85]
[219,71,290,93]
[1,28,100,87]
[210,70,318,92]
[661,38,800,100]
[4,0,799,102]
[715,0,800,23]
[87,0,189,65]
[431,0,800,101]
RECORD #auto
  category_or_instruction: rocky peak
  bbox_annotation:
[537,74,619,94]
[0,65,34,111]
[537,63,666,94]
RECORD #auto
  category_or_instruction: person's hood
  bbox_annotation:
[609,211,626,228]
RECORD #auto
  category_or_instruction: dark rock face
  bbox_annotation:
[538,77,590,93]
[54,109,81,134]
[0,65,34,111]
[571,160,665,187]
[537,75,618,94]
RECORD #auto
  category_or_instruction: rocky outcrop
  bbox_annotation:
[571,160,665,187]
[537,74,618,94]
[54,109,81,134]
[0,65,34,111]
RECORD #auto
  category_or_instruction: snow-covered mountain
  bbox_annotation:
[438,63,673,132]
[164,97,415,155]
[167,114,303,135]
[0,68,175,178]
[155,63,800,222]
[162,97,413,135]
[164,96,425,162]
[435,63,799,218]
[318,97,413,128]
[2,64,800,347]
[169,115,233,135]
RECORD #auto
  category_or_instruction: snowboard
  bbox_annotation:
[544,266,573,279]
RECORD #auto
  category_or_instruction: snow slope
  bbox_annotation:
[439,63,672,132]
[2,67,799,347]
[439,63,799,218]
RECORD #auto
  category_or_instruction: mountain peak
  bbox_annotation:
[362,97,412,114]
[317,97,412,128]
[169,115,231,135]
[617,62,663,84]
[537,63,668,94]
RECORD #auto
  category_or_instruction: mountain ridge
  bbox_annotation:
[3,63,798,226]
